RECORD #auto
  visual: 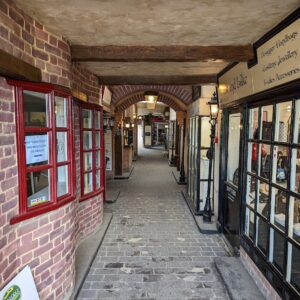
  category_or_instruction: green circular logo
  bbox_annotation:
[2,285,21,300]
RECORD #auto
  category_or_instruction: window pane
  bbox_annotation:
[288,197,300,245]
[95,110,101,129]
[273,145,289,188]
[246,175,255,209]
[84,172,93,194]
[95,131,101,148]
[57,165,68,197]
[83,131,92,150]
[247,142,257,173]
[245,208,254,240]
[270,229,285,273]
[83,152,93,172]
[275,101,292,143]
[294,99,300,143]
[261,105,273,140]
[257,181,269,218]
[290,243,300,291]
[291,149,300,194]
[259,144,271,180]
[82,109,92,128]
[96,169,101,188]
[96,151,101,168]
[256,217,268,254]
[25,133,49,166]
[55,96,67,128]
[57,132,67,162]
[249,107,259,140]
[271,188,287,231]
[227,113,241,186]
[201,117,210,147]
[27,170,50,207]
[24,91,48,127]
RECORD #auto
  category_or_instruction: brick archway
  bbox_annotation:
[115,91,187,112]
[110,85,192,107]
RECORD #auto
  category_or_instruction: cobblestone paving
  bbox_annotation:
[78,148,229,300]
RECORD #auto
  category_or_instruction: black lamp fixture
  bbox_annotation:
[208,92,219,121]
[203,91,219,223]
[144,91,158,110]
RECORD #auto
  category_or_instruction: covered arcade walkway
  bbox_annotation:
[78,148,229,299]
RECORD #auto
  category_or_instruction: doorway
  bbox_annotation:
[220,109,243,250]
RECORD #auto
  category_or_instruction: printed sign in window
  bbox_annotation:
[25,135,48,165]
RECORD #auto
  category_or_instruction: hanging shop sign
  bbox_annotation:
[102,86,112,108]
[0,266,40,300]
[25,134,48,164]
[72,89,88,102]
[219,18,300,107]
[105,129,113,171]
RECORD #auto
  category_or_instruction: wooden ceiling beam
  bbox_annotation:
[71,45,253,62]
[98,75,217,85]
[0,49,41,82]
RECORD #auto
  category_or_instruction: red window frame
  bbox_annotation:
[7,80,75,224]
[79,102,105,201]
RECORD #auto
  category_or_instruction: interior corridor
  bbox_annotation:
[77,148,229,300]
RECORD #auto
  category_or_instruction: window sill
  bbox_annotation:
[10,195,75,225]
[79,187,104,202]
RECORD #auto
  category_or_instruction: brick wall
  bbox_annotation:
[240,248,282,300]
[0,1,104,299]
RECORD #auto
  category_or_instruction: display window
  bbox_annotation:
[7,80,75,224]
[79,103,104,201]
[243,99,300,294]
[187,116,214,213]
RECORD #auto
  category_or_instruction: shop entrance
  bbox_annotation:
[220,109,243,250]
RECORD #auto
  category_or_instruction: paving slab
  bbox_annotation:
[182,191,219,234]
[71,213,113,300]
[171,168,187,185]
[106,180,121,203]
[214,257,265,300]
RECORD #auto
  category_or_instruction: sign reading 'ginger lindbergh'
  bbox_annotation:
[254,19,300,91]
[219,18,300,106]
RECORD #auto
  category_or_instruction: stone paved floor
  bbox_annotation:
[77,147,229,300]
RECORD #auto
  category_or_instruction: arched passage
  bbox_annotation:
[114,91,187,112]
[111,85,192,107]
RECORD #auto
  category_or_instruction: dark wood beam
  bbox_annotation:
[98,75,217,85]
[71,45,253,62]
[0,49,41,82]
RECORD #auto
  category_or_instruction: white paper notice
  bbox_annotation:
[0,266,40,300]
[25,135,48,164]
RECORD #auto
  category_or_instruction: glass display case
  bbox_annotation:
[187,116,214,214]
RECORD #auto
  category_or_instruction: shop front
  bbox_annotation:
[218,13,300,299]
[219,108,243,250]
[186,115,214,214]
